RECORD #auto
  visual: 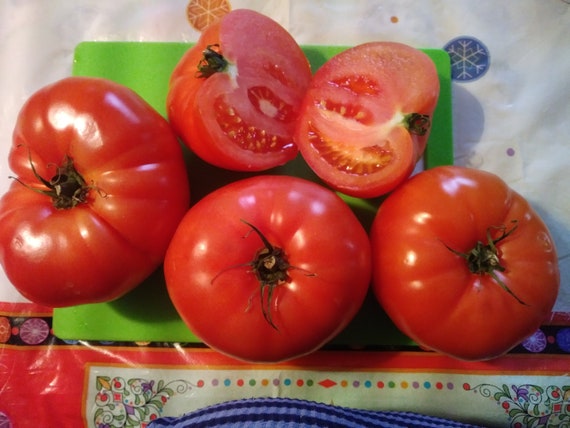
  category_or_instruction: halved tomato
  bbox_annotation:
[294,42,440,198]
[167,9,312,171]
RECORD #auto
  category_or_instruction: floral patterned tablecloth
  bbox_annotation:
[0,1,569,427]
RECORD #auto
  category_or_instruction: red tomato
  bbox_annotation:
[294,42,439,198]
[371,166,560,360]
[164,175,371,362]
[0,77,190,307]
[167,9,312,171]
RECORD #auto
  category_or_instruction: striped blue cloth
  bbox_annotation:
[148,397,484,427]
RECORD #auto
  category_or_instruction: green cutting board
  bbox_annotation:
[52,42,453,346]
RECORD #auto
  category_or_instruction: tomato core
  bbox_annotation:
[247,86,296,122]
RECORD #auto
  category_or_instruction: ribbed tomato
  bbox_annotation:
[371,166,560,360]
[164,175,371,362]
[0,77,190,307]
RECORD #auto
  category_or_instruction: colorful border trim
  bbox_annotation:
[84,364,570,428]
[2,312,570,357]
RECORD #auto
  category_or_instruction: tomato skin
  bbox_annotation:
[164,175,371,362]
[167,9,312,172]
[295,42,439,198]
[0,77,190,307]
[371,166,560,361]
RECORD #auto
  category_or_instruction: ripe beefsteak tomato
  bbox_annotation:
[370,166,560,360]
[164,175,371,362]
[295,41,439,198]
[167,9,312,171]
[0,77,190,307]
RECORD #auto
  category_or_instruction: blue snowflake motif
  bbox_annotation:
[444,36,490,82]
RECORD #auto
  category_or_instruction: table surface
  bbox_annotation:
[0,2,569,428]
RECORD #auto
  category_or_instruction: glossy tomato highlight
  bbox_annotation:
[167,9,312,171]
[164,176,371,362]
[0,77,190,307]
[295,42,439,198]
[371,166,560,360]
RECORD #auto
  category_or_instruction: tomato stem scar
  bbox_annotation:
[212,219,316,330]
[241,219,293,330]
[9,149,92,210]
[404,113,431,136]
[443,220,528,306]
[196,44,228,78]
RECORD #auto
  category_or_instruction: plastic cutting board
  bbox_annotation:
[53,42,453,346]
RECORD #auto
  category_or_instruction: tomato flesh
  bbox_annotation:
[295,42,440,198]
[213,89,295,154]
[167,9,312,171]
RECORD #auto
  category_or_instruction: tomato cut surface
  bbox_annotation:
[167,9,312,171]
[370,166,560,360]
[164,175,371,362]
[0,77,190,307]
[295,42,440,198]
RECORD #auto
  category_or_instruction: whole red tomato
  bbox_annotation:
[164,175,371,362]
[167,9,312,172]
[0,77,190,307]
[295,41,439,198]
[371,166,560,360]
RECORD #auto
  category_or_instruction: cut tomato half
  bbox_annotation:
[295,42,440,198]
[167,9,312,171]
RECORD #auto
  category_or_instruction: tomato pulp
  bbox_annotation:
[371,166,560,360]
[164,176,371,362]
[295,41,440,198]
[0,77,190,307]
[167,9,312,171]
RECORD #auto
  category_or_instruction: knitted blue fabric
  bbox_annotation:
[148,397,484,427]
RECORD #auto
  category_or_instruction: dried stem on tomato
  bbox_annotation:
[212,219,316,330]
[404,113,431,136]
[443,220,527,305]
[243,220,292,330]
[10,149,91,210]
[196,44,228,78]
